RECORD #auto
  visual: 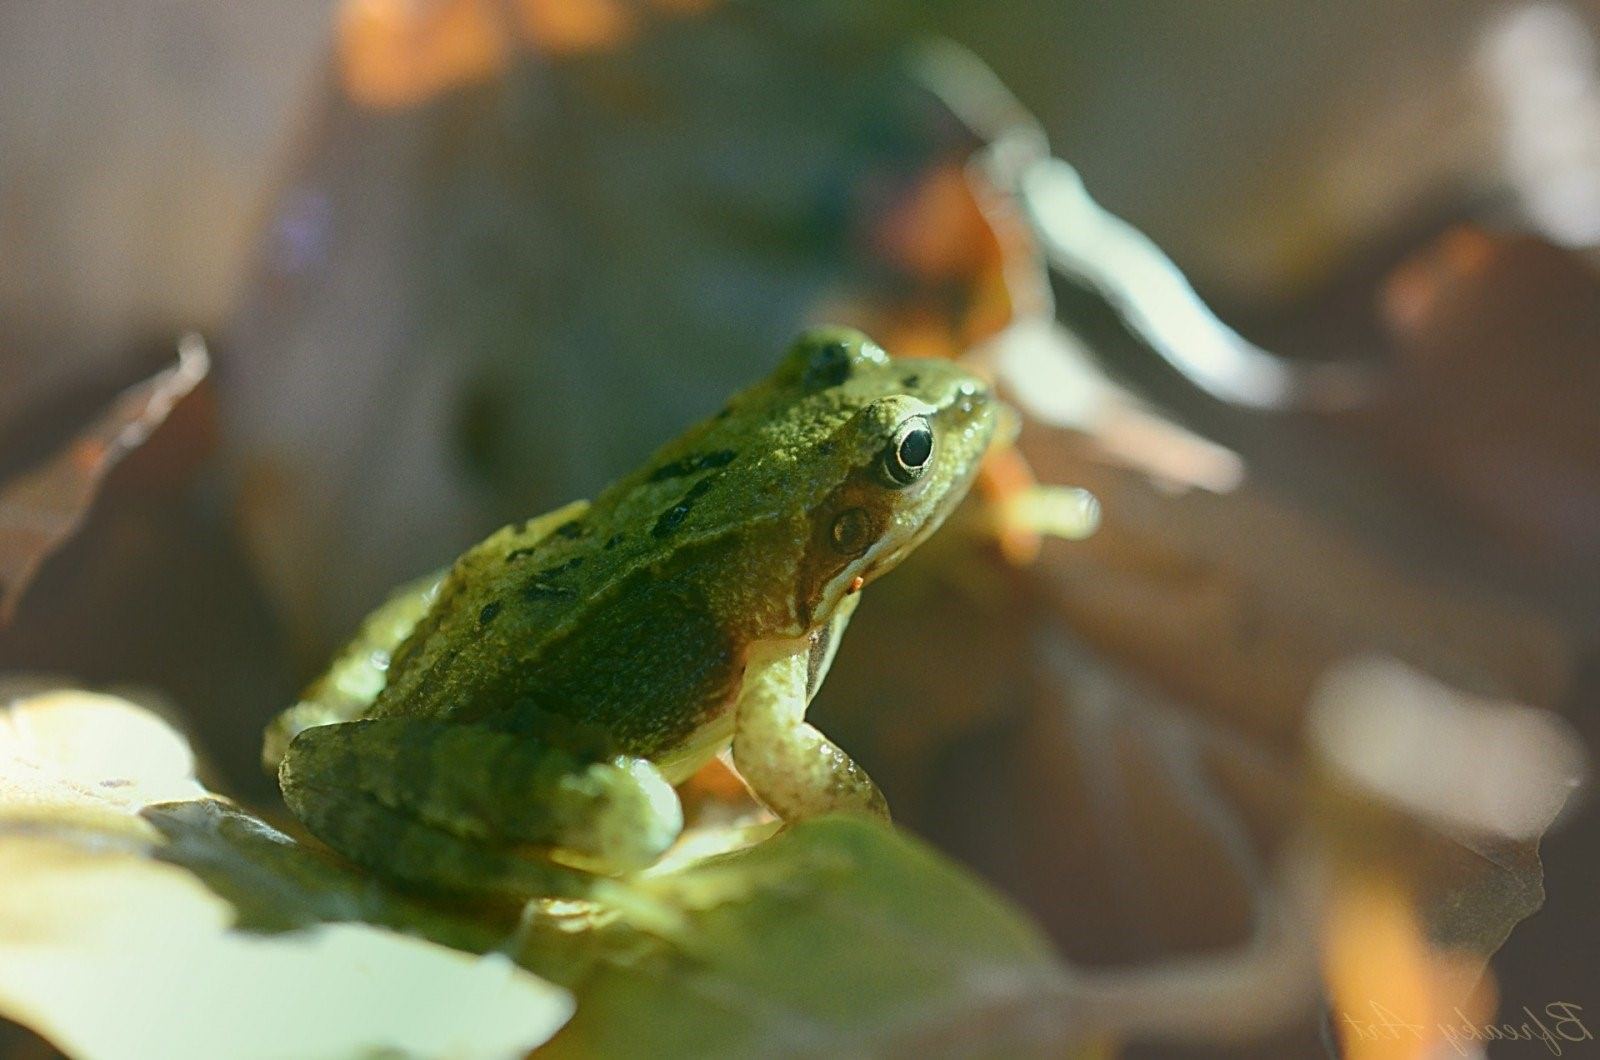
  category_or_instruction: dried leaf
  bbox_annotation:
[0,337,208,626]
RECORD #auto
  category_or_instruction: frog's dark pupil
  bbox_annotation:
[883,417,934,486]
[898,428,933,469]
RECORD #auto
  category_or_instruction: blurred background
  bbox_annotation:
[3,1,1599,1056]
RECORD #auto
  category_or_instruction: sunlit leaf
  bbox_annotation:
[0,688,1090,1058]
[0,688,573,1060]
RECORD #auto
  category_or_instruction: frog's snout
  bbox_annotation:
[943,378,999,444]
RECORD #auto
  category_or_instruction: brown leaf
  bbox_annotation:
[0,336,208,626]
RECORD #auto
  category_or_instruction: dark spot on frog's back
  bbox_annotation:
[522,580,577,602]
[646,449,736,483]
[604,533,624,550]
[803,340,853,391]
[901,374,920,388]
[652,475,719,539]
[478,600,502,626]
[554,519,585,540]
[520,556,584,602]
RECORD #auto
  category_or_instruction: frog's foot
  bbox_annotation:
[278,718,682,899]
[996,484,1100,542]
[979,447,1100,565]
[731,642,889,822]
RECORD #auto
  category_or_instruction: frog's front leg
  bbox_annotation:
[279,717,682,898]
[731,638,889,822]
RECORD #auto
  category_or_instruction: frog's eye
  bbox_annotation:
[881,416,934,487]
[829,507,874,555]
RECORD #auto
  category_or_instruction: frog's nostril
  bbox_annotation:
[952,383,992,420]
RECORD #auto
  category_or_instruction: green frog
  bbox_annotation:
[263,327,998,899]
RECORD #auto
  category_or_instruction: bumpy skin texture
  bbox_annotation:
[267,328,997,897]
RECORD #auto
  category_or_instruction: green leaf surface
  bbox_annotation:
[533,816,1075,1058]
[0,689,1081,1059]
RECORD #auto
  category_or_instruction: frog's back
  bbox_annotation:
[365,367,846,752]
[367,492,737,755]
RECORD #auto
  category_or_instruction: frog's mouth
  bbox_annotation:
[860,452,982,578]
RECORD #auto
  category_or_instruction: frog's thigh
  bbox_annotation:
[279,718,682,891]
[731,643,888,821]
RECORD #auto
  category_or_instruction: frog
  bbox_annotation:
[263,327,998,900]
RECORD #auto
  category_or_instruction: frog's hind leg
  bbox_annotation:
[262,571,445,770]
[278,717,683,900]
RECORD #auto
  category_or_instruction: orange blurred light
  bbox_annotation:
[866,160,1039,354]
[1380,225,1497,341]
[69,439,107,474]
[1323,869,1496,1060]
[876,305,965,363]
[338,0,505,109]
[516,0,637,54]
[875,164,994,282]
[978,446,1046,566]
[677,753,748,804]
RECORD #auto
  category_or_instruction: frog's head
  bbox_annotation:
[772,327,999,630]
